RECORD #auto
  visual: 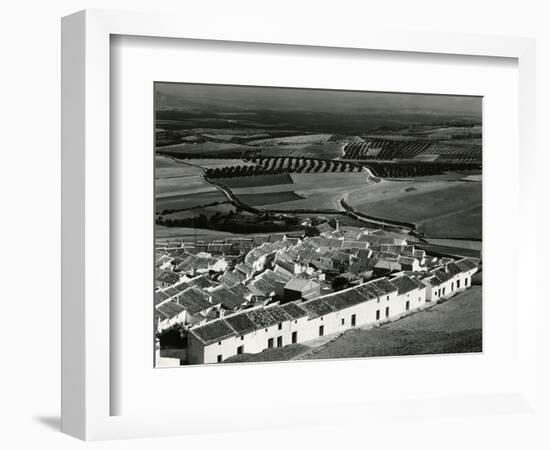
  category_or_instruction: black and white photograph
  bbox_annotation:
[154,82,482,367]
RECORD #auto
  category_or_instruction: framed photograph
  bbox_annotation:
[62,9,538,440]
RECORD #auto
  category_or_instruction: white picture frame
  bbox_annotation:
[61,9,538,441]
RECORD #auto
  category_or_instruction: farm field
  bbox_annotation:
[156,156,204,179]
[237,191,305,206]
[156,156,228,212]
[254,142,345,159]
[347,180,482,239]
[155,226,239,241]
[248,133,332,145]
[161,203,233,220]
[185,158,257,169]
[217,174,293,188]
[418,204,482,240]
[254,172,374,211]
[156,142,250,154]
[425,238,482,250]
[156,191,228,212]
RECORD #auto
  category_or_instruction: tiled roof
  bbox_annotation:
[224,313,257,335]
[246,308,281,328]
[188,276,216,289]
[299,298,334,319]
[391,275,420,295]
[156,270,180,285]
[445,262,462,276]
[221,270,245,288]
[191,319,236,345]
[229,283,254,300]
[397,255,417,265]
[155,290,171,305]
[369,278,398,295]
[323,288,369,311]
[210,286,246,310]
[342,240,368,249]
[349,256,371,274]
[281,302,308,319]
[284,278,318,292]
[456,258,479,272]
[176,287,212,314]
[156,300,186,320]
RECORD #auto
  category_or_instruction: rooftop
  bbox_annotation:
[391,275,420,295]
[191,319,236,345]
[224,313,257,335]
[210,286,246,310]
[246,308,282,328]
[281,302,308,319]
[176,287,212,314]
[284,278,319,292]
[156,301,186,320]
[299,298,334,319]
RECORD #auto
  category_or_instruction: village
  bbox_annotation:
[154,221,480,366]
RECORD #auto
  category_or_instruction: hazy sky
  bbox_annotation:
[155,82,481,118]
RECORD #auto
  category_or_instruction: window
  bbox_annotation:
[442,287,446,295]
[294,320,297,324]
[451,282,454,291]
[277,336,283,347]
[385,306,390,318]
[237,345,244,354]
[376,310,380,320]
[319,325,324,337]
[351,314,356,327]
[218,341,221,346]
[386,295,389,301]
[268,338,274,349]
[240,335,244,341]
[217,355,222,363]
[292,331,297,344]
[320,317,324,321]
[265,328,268,332]
[377,298,380,303]
[457,279,461,289]
[406,301,410,311]
[278,323,282,330]
[341,318,345,326]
